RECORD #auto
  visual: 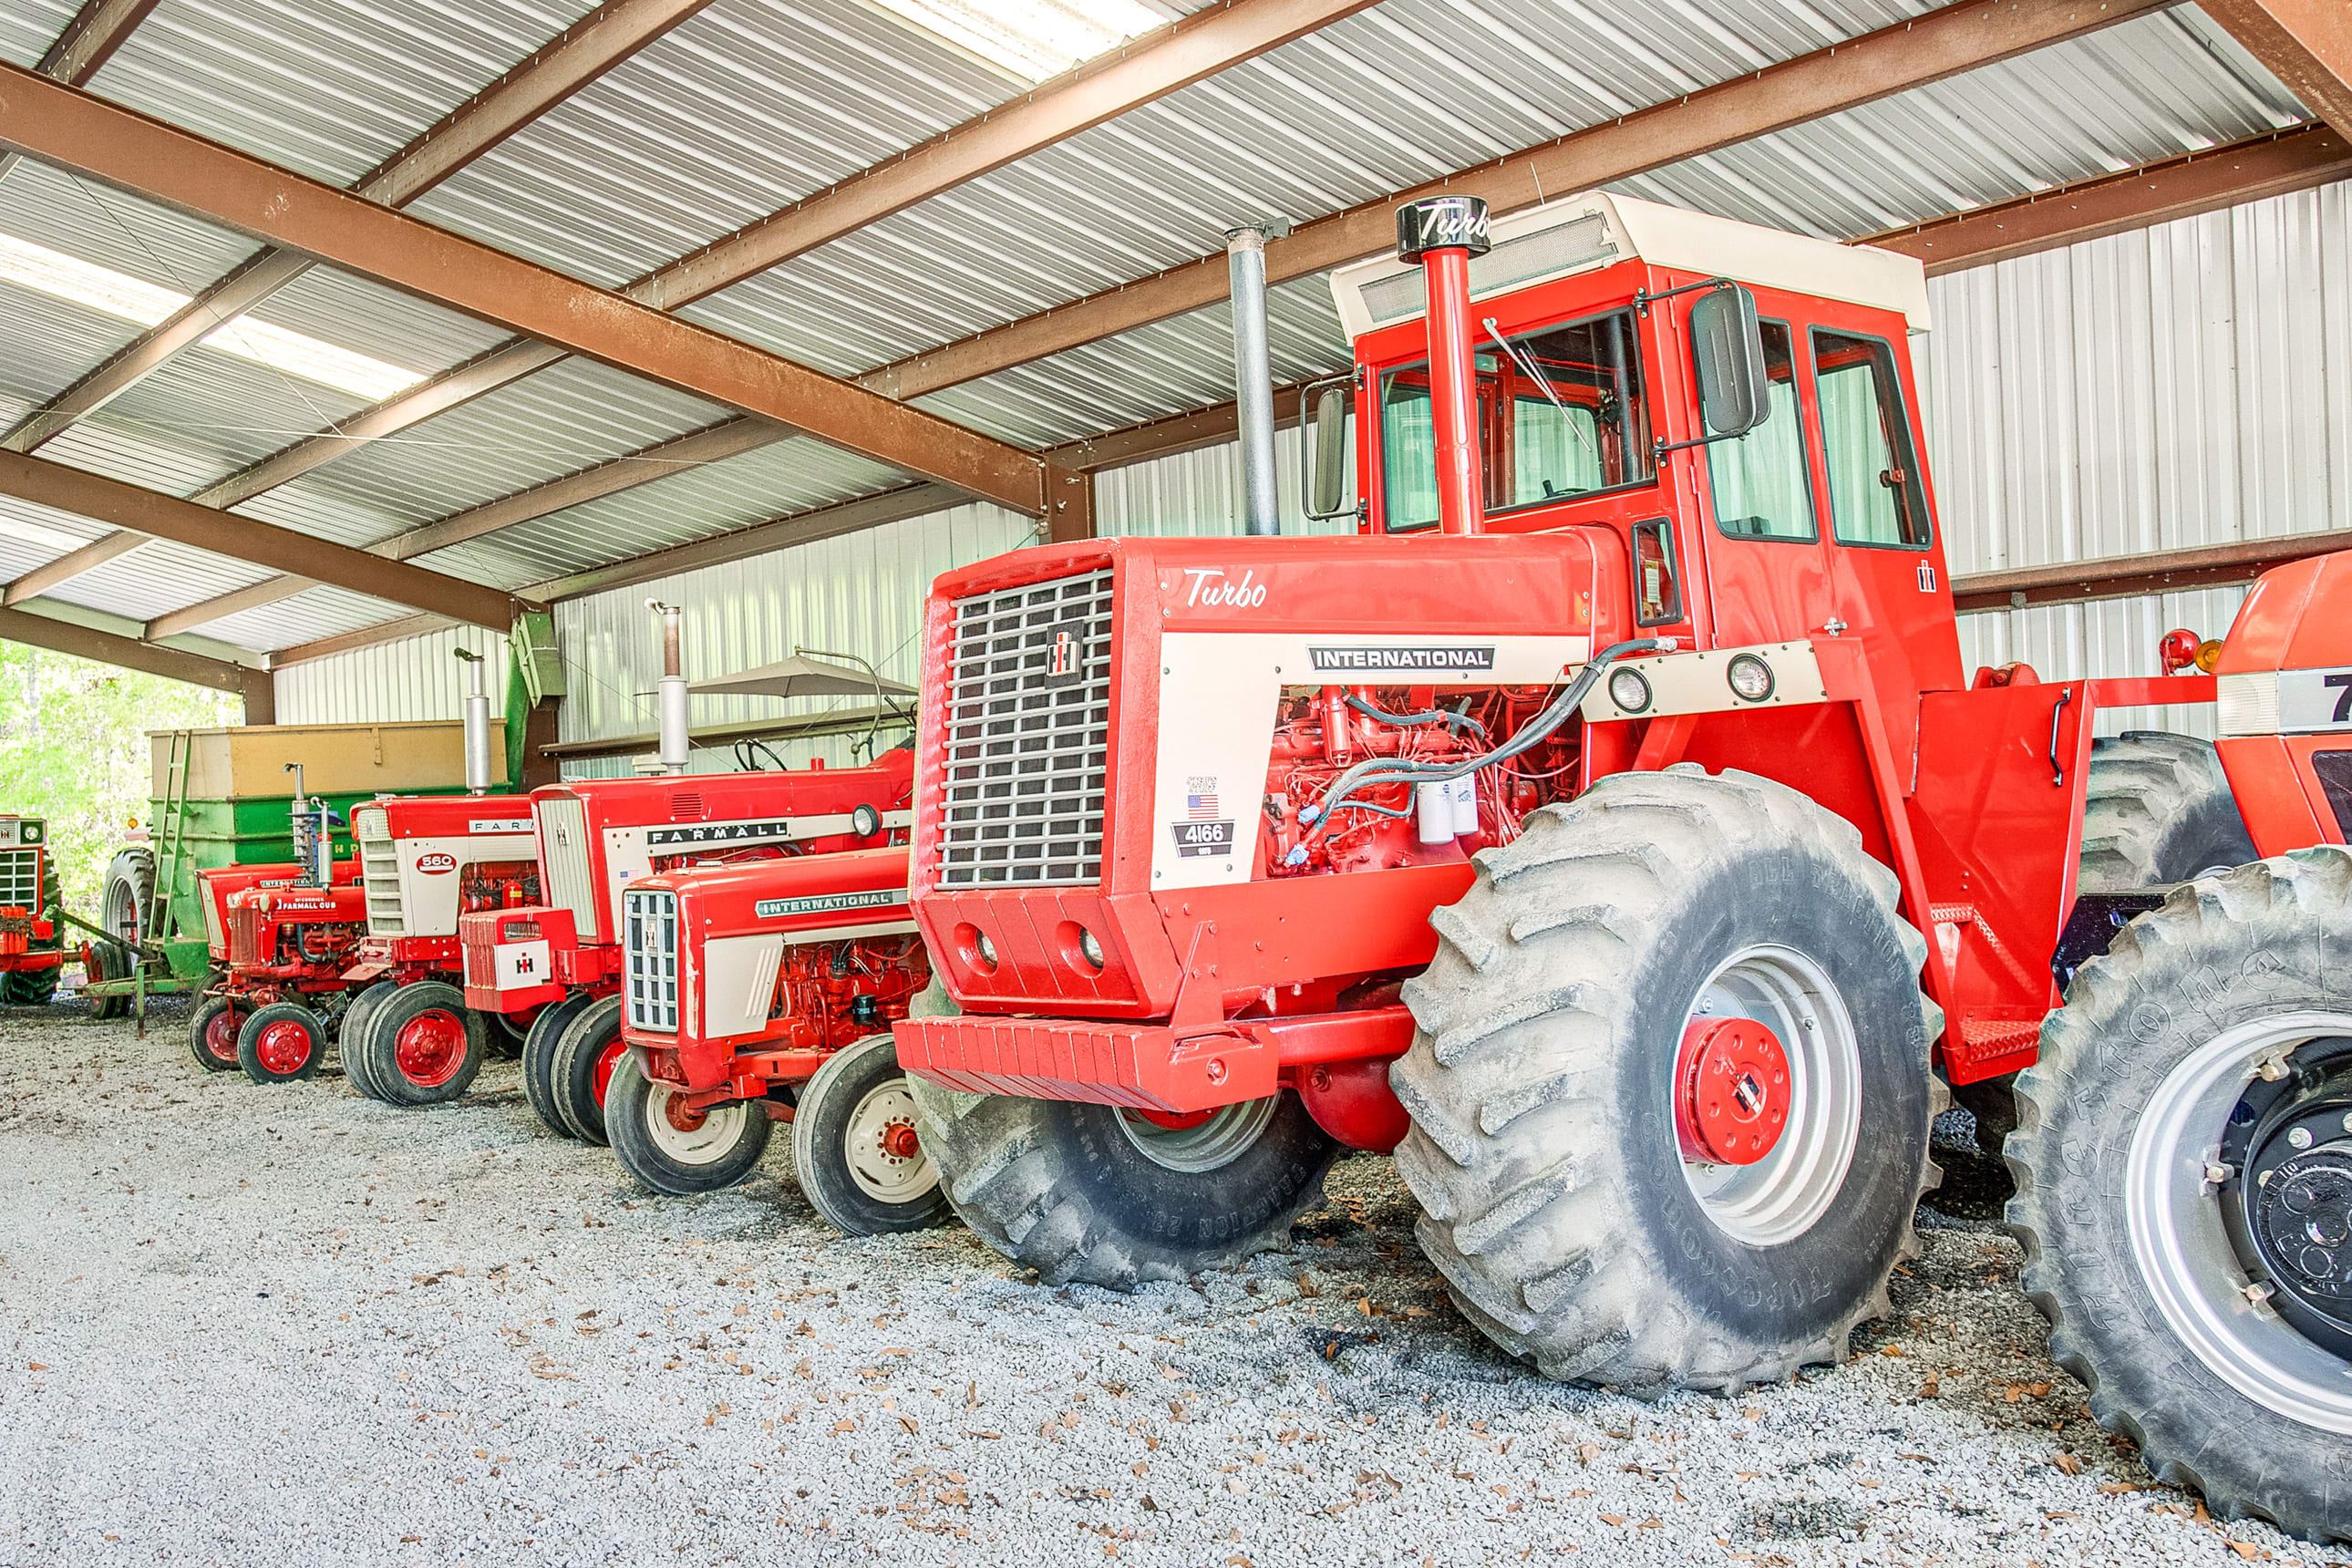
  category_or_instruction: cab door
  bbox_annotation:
[1693,315,1838,648]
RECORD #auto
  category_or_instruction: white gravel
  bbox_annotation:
[0,999,2326,1567]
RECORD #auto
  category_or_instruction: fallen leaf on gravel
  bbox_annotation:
[833,1420,855,1433]
[967,1430,1001,1439]
[1916,1377,1941,1398]
[1597,1514,1625,1527]
[2223,1544,2260,1561]
[1296,1274,1319,1298]
[1880,1345,1903,1357]
[2098,1482,2143,1495]
[2050,1453,2082,1475]
[1743,1407,1762,1419]
[1575,1443,1603,1465]
[26,1363,46,1371]
[1638,1519,1662,1530]
[899,1417,918,1434]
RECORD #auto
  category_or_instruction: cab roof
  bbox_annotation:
[1330,191,1932,344]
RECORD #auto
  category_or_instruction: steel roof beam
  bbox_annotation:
[0,602,260,694]
[0,531,144,605]
[1869,123,2352,271]
[142,576,317,640]
[136,0,1382,508]
[0,0,159,186]
[3,0,717,456]
[858,0,2171,403]
[1954,529,2352,612]
[269,613,452,669]
[0,67,1048,516]
[0,450,521,630]
[2200,0,2352,139]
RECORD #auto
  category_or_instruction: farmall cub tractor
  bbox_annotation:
[0,814,65,1005]
[893,192,2347,1538]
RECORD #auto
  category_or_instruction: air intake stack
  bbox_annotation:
[1395,194,1492,537]
[1225,219,1290,537]
[455,647,492,795]
[649,600,688,776]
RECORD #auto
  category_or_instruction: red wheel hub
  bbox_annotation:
[1129,1107,1214,1131]
[592,1038,626,1109]
[1675,1016,1790,1166]
[254,1018,315,1076]
[663,1092,709,1134]
[204,1006,240,1064]
[394,1011,467,1087]
[877,1119,921,1160]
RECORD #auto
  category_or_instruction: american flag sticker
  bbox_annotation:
[1171,776,1233,858]
[1187,790,1220,820]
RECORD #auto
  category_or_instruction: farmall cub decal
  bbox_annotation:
[1170,776,1234,860]
[417,851,459,875]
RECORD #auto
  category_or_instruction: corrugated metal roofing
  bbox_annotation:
[0,1,80,70]
[0,0,2328,668]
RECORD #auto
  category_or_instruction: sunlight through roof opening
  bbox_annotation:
[865,0,1166,81]
[0,232,425,402]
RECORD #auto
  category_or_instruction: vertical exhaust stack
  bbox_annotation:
[1395,195,1493,537]
[1224,220,1290,537]
[649,600,689,776]
[454,648,491,795]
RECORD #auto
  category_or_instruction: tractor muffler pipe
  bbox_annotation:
[1225,220,1289,537]
[649,599,688,776]
[1396,195,1493,537]
[455,647,491,795]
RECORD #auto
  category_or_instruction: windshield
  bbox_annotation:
[1379,307,1654,531]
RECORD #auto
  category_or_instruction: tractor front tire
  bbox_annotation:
[791,1033,952,1234]
[364,982,484,1106]
[907,1077,1341,1289]
[236,1002,326,1084]
[2008,851,2352,1542]
[2079,731,2256,892]
[1390,765,1942,1395]
[85,941,133,1022]
[187,995,243,1073]
[547,995,626,1145]
[521,992,594,1138]
[605,1057,773,1195]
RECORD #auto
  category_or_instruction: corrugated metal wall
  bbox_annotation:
[1934,178,2352,736]
[273,178,2352,754]
[273,623,509,724]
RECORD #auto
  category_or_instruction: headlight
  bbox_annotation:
[1078,927,1104,970]
[1726,653,1775,702]
[975,931,999,971]
[851,803,882,838]
[1607,666,1652,714]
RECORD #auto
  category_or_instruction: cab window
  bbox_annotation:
[1812,328,1931,549]
[1706,320,1814,542]
[1379,308,1654,531]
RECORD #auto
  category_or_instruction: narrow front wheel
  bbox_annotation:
[187,995,243,1074]
[791,1034,951,1234]
[236,1002,326,1085]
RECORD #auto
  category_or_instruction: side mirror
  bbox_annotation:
[1302,381,1354,520]
[1688,284,1769,438]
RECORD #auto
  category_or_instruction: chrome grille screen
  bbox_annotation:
[536,796,601,942]
[624,887,678,1033]
[354,808,404,935]
[937,568,1112,886]
[0,848,38,908]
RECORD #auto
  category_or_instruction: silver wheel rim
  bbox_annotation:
[1116,1097,1278,1174]
[841,1079,936,1204]
[641,1079,753,1166]
[1677,944,1862,1247]
[2125,1010,2352,1432]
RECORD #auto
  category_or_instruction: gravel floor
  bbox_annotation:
[0,1000,2332,1568]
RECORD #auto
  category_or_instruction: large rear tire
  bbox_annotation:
[337,980,398,1100]
[363,982,484,1107]
[907,1076,1341,1288]
[791,1033,952,1234]
[2008,851,2352,1542]
[2079,731,2256,892]
[1390,765,1941,1395]
[605,1056,773,1195]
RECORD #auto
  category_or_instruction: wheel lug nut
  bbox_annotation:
[2290,1127,2315,1150]
[2204,1162,2233,1184]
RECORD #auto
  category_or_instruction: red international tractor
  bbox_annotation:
[609,841,941,1231]
[888,191,2345,1539]
[0,814,65,1006]
[467,748,917,1153]
[184,855,362,1073]
[339,791,540,1105]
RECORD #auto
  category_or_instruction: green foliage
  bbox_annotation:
[0,644,238,911]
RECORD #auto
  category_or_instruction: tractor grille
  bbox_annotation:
[537,795,601,942]
[354,808,404,935]
[228,904,265,966]
[0,848,38,909]
[623,887,678,1033]
[937,567,1113,887]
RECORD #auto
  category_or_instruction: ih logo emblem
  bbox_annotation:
[1045,615,1089,687]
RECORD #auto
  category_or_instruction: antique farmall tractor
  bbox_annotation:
[184,854,362,1071]
[890,191,2343,1539]
[338,650,540,1107]
[464,602,921,1156]
[193,769,366,1083]
[0,814,64,1005]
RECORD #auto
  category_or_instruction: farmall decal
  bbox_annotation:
[469,818,531,834]
[1181,568,1267,609]
[754,889,909,919]
[1169,776,1235,860]
[1308,645,1496,673]
[417,851,459,875]
[646,819,801,849]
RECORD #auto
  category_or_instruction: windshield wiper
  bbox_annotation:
[1481,316,1597,461]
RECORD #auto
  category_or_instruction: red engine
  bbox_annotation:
[765,935,930,1056]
